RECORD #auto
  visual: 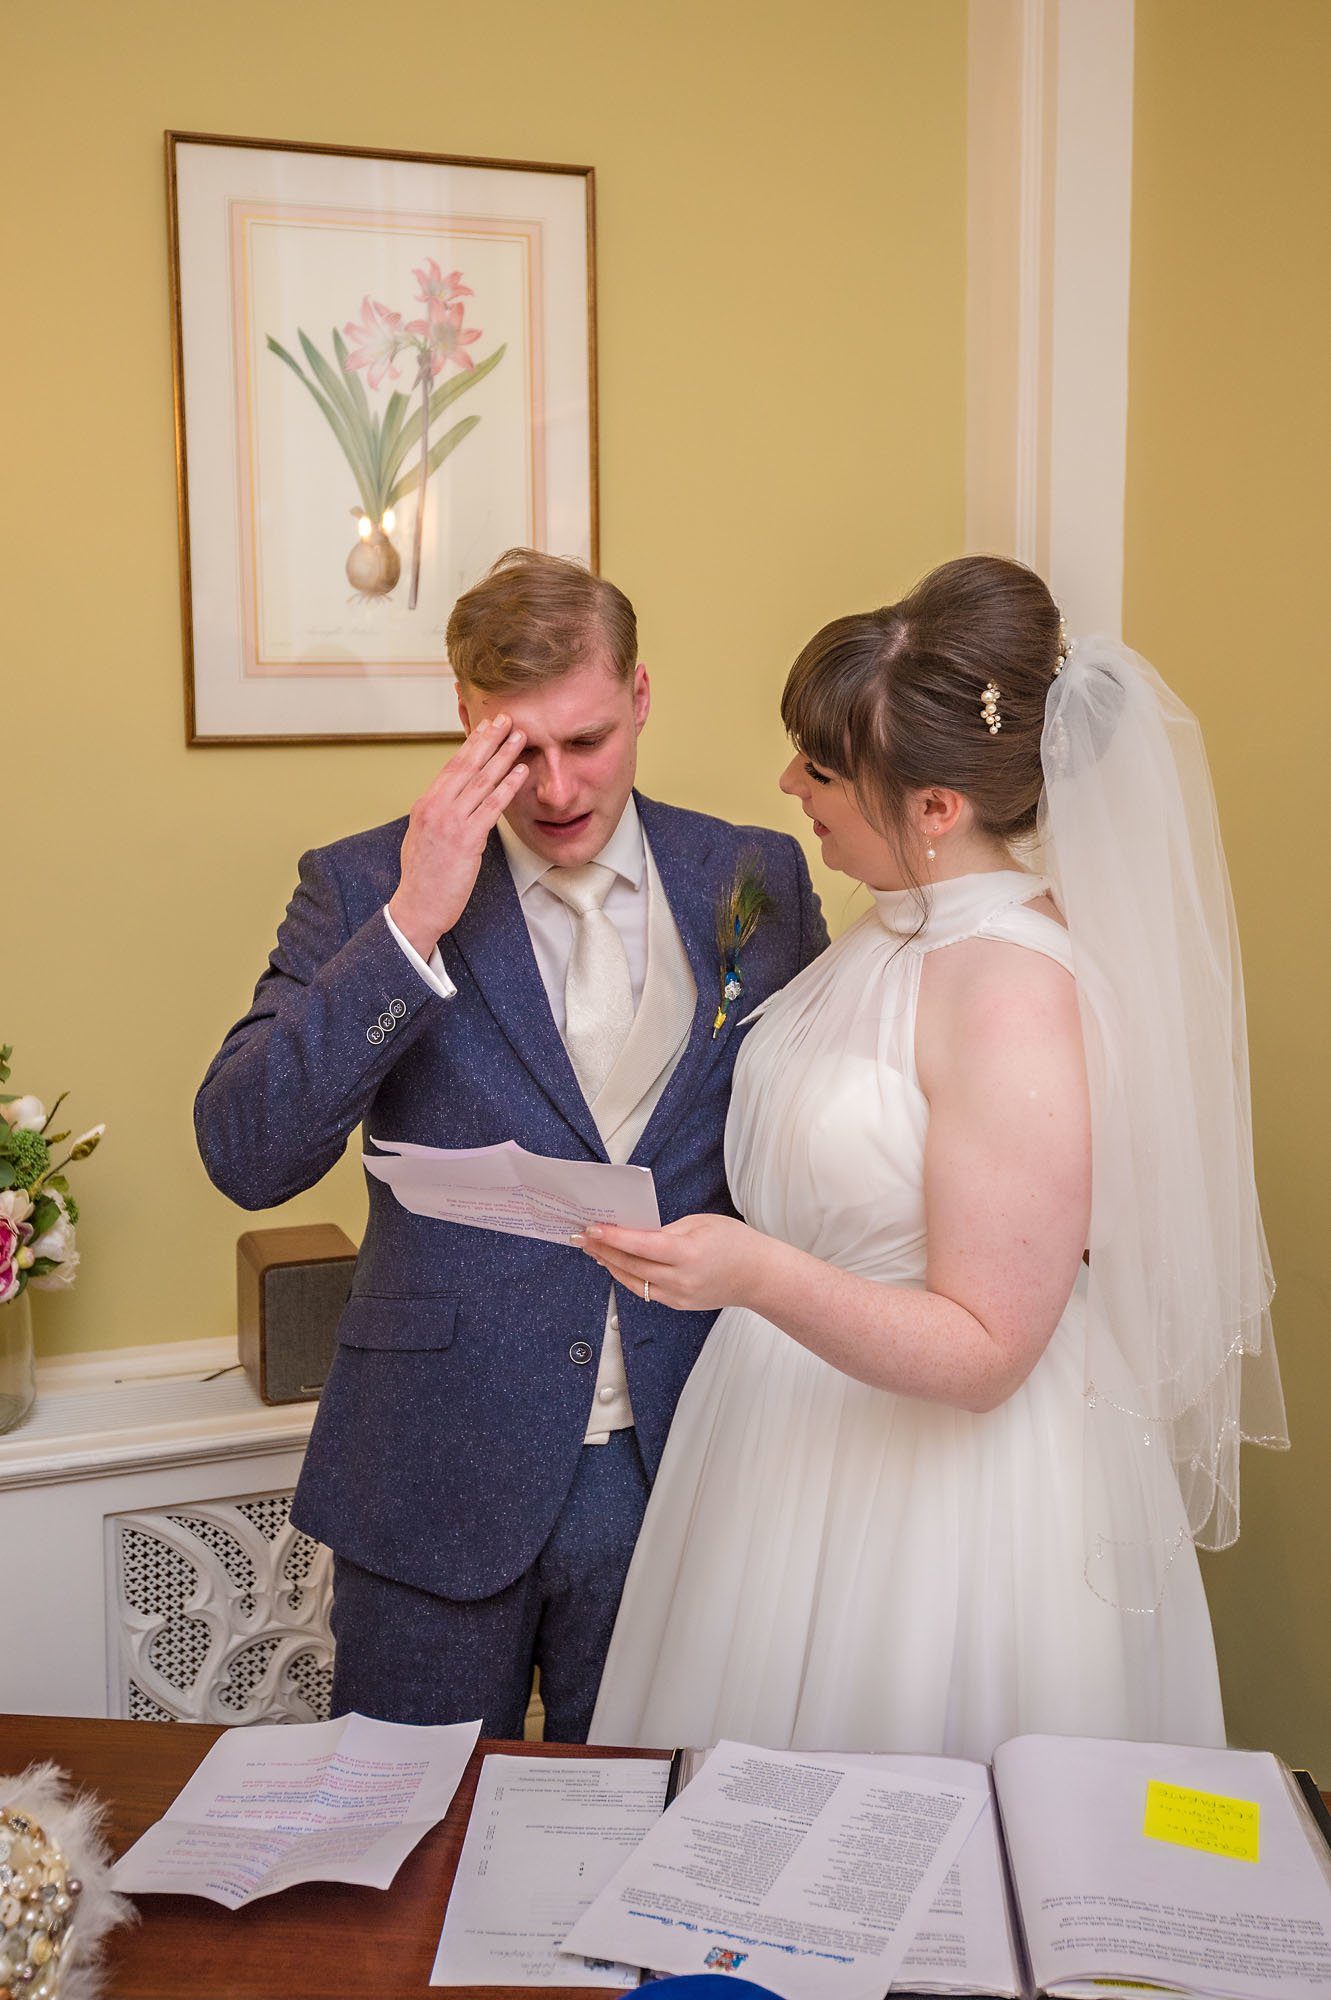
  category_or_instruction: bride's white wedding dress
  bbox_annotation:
[589,871,1224,1759]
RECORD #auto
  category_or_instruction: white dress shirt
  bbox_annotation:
[382,800,649,1443]
[382,800,649,1014]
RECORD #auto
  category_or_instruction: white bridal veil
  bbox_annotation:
[1038,639,1288,1610]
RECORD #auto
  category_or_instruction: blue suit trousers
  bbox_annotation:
[328,1428,651,1741]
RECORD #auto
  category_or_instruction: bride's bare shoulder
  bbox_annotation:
[916,921,1082,1100]
[920,926,1076,1013]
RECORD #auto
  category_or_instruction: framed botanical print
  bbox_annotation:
[166,131,597,744]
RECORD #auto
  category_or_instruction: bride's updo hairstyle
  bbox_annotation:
[781,555,1062,880]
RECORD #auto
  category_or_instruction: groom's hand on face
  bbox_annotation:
[388,715,529,958]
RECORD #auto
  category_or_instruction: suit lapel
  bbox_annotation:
[446,835,607,1159]
[630,795,724,1168]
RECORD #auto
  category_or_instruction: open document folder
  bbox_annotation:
[559,1735,1331,2000]
[560,1741,989,2000]
[364,1137,660,1245]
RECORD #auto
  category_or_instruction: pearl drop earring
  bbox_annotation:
[925,842,937,863]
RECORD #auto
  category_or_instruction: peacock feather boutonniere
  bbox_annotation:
[712,854,775,1037]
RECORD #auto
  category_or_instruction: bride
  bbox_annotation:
[580,555,1286,1760]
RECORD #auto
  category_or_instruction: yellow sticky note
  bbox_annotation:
[1143,1779,1260,1862]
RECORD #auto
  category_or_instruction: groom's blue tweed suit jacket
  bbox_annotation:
[195,792,827,1605]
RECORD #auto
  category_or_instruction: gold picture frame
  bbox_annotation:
[167,130,598,745]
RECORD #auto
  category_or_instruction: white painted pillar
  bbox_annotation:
[966,0,1135,637]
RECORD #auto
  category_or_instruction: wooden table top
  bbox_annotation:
[0,1713,657,1999]
[6,1715,1327,2000]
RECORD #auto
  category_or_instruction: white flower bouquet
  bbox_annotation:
[0,1044,104,1304]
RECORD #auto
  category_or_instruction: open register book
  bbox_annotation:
[566,1734,1331,2000]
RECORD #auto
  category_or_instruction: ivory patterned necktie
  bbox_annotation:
[542,862,635,1103]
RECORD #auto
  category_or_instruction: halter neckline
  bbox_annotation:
[869,869,1051,944]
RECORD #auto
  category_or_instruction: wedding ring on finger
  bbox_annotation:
[643,1279,651,1304]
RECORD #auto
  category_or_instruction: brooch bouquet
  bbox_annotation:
[0,1044,104,1303]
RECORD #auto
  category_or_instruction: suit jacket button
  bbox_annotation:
[390,998,407,1018]
[367,1025,385,1045]
[568,1341,593,1365]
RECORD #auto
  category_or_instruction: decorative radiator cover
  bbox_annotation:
[108,1492,333,1724]
[2,1338,542,1732]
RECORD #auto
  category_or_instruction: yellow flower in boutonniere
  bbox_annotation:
[712,855,775,1038]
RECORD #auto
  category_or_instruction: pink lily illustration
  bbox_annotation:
[268,259,504,606]
[406,297,482,378]
[343,297,408,390]
[412,258,474,306]
[403,288,483,603]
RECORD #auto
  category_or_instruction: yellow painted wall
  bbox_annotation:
[6,1,966,1356]
[1125,0,1331,1771]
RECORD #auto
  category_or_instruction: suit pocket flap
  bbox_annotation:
[337,1294,458,1351]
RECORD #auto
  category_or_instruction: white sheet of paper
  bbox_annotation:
[560,1740,988,2000]
[994,1733,1331,2000]
[869,1760,1019,1997]
[672,1749,1018,1997]
[365,1137,660,1244]
[431,1754,670,1986]
[110,1711,480,1909]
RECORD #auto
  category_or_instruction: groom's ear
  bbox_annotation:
[632,662,651,734]
[455,682,473,736]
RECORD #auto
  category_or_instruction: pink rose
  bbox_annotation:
[0,1190,34,1305]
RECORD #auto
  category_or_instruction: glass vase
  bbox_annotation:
[0,1287,36,1433]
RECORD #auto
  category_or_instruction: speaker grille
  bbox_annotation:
[262,1259,353,1401]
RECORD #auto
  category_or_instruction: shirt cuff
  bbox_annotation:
[382,906,456,1001]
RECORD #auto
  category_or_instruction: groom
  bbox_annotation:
[195,548,826,1740]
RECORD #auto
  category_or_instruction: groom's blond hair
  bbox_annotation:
[447,548,637,693]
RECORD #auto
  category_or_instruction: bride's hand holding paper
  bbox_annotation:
[574,1212,768,1308]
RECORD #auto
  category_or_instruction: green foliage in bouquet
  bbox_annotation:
[0,1044,103,1301]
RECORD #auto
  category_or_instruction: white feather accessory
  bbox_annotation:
[0,1763,135,2000]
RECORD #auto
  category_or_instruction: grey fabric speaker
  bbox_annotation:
[237,1225,357,1404]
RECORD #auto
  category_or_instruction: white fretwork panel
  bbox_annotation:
[108,1492,333,1724]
